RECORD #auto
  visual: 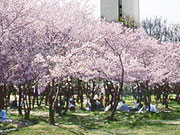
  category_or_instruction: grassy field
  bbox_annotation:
[0,101,180,135]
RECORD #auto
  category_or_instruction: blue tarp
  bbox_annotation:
[0,110,6,120]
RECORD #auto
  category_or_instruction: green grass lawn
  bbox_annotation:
[0,101,180,135]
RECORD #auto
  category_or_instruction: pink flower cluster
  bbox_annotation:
[0,0,179,92]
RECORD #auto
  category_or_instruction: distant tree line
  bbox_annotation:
[141,17,180,42]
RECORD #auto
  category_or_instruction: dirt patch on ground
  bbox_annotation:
[152,120,180,125]
[71,113,90,116]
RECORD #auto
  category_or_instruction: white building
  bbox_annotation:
[92,0,140,24]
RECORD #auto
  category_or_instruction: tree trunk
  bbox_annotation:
[58,93,62,116]
[0,85,5,109]
[146,81,151,112]
[49,105,55,125]
[24,109,30,120]
[18,86,23,115]
[80,86,83,109]
[176,94,180,103]
[109,54,124,120]
[49,79,55,125]
[109,81,123,120]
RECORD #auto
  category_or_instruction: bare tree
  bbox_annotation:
[141,16,180,42]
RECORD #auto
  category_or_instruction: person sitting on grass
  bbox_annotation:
[117,101,129,112]
[0,109,7,121]
[149,104,157,113]
[95,99,103,110]
[68,97,75,111]
[104,100,112,112]
[138,103,157,113]
[84,99,92,111]
[11,98,18,108]
[131,100,143,111]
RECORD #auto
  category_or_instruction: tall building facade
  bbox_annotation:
[100,0,140,23]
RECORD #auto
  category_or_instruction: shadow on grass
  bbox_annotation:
[4,102,180,134]
[55,103,180,130]
[57,112,104,130]
[114,108,180,128]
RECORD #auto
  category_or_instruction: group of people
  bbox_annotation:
[85,99,104,111]
[83,97,157,113]
[116,100,157,113]
[56,97,76,112]
[0,99,157,123]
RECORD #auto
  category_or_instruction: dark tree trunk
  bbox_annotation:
[79,85,83,109]
[32,94,36,109]
[175,86,180,103]
[28,87,32,110]
[58,93,62,116]
[49,105,55,125]
[4,85,8,112]
[176,94,180,103]
[35,86,39,107]
[109,53,124,120]
[145,81,151,112]
[18,85,23,115]
[90,81,96,111]
[39,94,45,107]
[109,80,123,120]
[163,94,169,109]
[45,90,49,106]
[49,79,55,125]
[24,109,30,120]
[104,83,110,107]
[0,85,5,109]
[23,84,32,120]
[136,82,140,101]
[131,83,136,99]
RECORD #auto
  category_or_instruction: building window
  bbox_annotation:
[119,0,122,18]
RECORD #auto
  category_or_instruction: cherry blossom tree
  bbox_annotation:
[0,0,40,111]
[67,19,180,117]
[0,0,179,123]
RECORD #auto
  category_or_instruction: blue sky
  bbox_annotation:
[140,0,180,24]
